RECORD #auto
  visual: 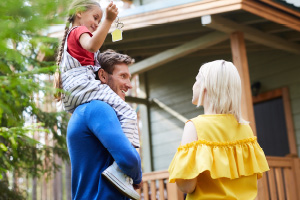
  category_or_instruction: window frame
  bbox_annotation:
[252,87,298,157]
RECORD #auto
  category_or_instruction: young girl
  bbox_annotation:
[54,0,140,199]
[168,60,269,200]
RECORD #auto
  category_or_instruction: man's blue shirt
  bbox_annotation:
[67,100,142,200]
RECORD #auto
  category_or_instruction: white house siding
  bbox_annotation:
[146,50,300,171]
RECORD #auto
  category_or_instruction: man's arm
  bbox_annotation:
[86,100,142,184]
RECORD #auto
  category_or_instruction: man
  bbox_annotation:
[67,50,142,199]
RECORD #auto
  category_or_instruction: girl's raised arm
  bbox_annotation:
[80,2,118,52]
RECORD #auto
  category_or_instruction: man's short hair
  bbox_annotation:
[97,49,134,75]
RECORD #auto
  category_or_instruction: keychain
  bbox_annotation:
[111,17,124,42]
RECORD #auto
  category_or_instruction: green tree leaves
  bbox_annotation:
[0,0,69,198]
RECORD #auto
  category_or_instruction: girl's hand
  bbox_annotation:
[133,180,143,190]
[106,1,118,22]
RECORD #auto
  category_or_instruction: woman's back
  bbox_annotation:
[192,114,253,141]
[169,114,269,200]
[168,60,269,200]
[191,171,257,200]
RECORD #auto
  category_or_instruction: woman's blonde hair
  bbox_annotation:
[196,60,247,123]
[53,0,101,101]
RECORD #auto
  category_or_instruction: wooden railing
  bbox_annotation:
[137,171,184,200]
[259,156,300,200]
[138,157,300,200]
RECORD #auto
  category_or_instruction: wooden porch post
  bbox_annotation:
[230,31,265,200]
[230,31,256,135]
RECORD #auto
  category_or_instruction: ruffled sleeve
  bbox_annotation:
[168,137,269,183]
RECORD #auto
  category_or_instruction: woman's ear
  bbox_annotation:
[98,69,108,84]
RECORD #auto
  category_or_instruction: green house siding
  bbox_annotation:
[248,50,300,156]
[147,50,300,171]
[147,54,231,170]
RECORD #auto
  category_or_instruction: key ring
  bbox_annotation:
[115,17,124,29]
[111,16,124,42]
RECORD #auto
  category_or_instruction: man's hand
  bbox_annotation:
[133,180,143,190]
[106,1,118,22]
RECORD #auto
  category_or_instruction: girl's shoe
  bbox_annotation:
[102,161,140,200]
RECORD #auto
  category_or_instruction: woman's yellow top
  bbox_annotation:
[168,114,269,200]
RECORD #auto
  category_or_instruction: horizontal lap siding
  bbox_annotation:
[147,50,300,171]
[290,83,300,155]
[147,54,231,171]
[248,50,300,156]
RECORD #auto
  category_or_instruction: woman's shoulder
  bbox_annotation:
[190,114,240,124]
[188,114,206,123]
[189,114,222,125]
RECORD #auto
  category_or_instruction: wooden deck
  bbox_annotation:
[138,156,300,200]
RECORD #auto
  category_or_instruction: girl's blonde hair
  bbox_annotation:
[53,0,101,101]
[197,60,247,123]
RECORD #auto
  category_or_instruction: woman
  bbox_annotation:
[168,60,269,200]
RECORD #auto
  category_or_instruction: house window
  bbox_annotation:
[253,87,297,157]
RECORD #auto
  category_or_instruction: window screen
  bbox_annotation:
[254,97,290,156]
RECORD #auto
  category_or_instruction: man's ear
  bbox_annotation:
[98,69,108,84]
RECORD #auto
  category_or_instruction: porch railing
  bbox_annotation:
[137,170,184,200]
[138,156,300,200]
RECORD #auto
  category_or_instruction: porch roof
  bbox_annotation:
[97,0,300,75]
[118,0,300,19]
[48,0,300,75]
